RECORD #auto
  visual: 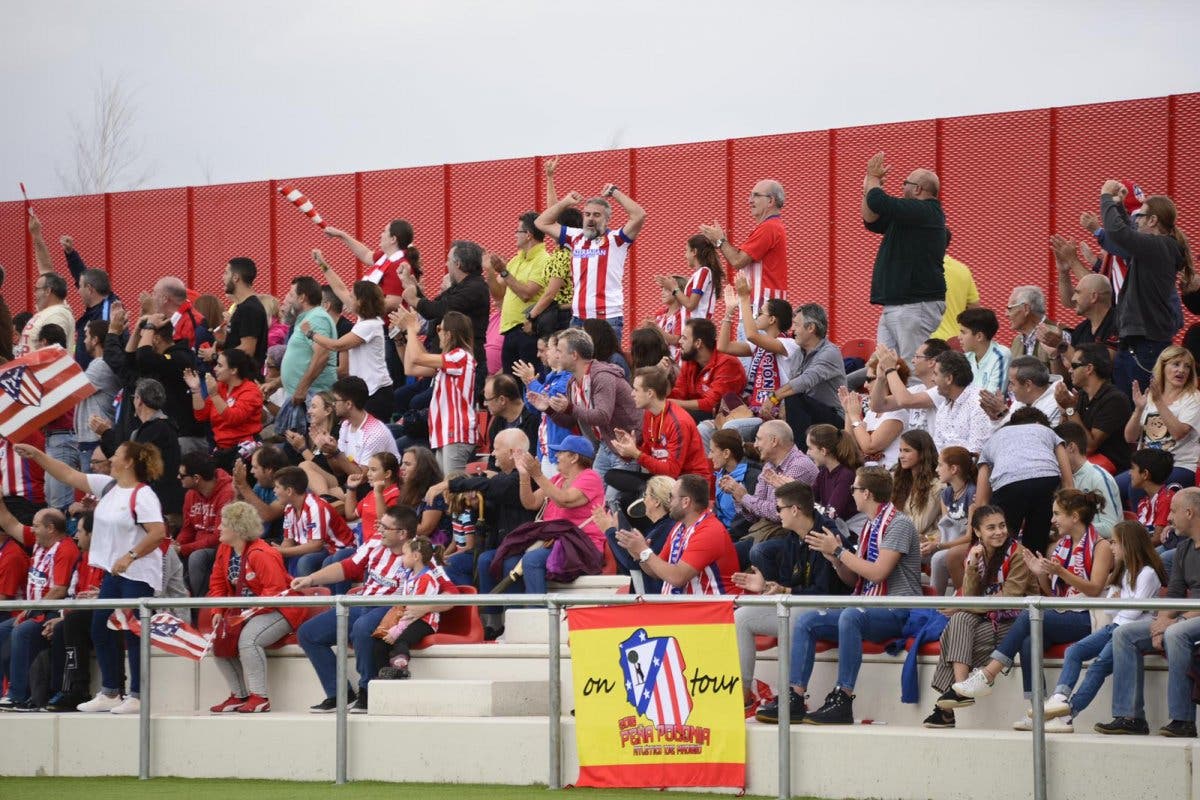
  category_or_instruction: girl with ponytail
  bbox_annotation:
[805,423,863,523]
[950,488,1113,717]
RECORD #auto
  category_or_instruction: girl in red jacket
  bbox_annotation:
[184,349,264,471]
[207,501,306,713]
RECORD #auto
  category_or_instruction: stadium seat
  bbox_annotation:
[1123,510,1138,521]
[267,587,332,649]
[601,540,618,576]
[840,338,876,362]
[906,636,941,656]
[754,635,777,651]
[412,586,484,649]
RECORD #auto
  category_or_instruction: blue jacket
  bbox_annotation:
[886,609,949,704]
[527,369,571,463]
[714,462,749,527]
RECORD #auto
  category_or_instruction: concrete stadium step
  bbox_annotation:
[368,678,550,716]
[546,575,630,594]
[501,608,567,644]
[3,712,1196,799]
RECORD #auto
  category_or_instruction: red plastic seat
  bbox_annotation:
[1123,510,1138,521]
[754,635,777,651]
[921,585,940,596]
[1044,642,1072,659]
[906,636,941,657]
[860,638,899,655]
[602,540,618,576]
[412,586,484,649]
[840,338,876,362]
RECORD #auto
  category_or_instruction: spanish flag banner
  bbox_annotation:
[566,601,745,789]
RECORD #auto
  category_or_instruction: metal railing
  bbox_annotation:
[2,592,1194,800]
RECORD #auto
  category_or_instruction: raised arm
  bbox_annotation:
[861,152,888,225]
[13,443,91,495]
[322,226,374,266]
[716,286,752,357]
[0,496,25,542]
[535,191,584,243]
[605,185,647,241]
[28,210,54,275]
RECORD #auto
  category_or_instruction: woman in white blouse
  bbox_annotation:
[841,354,907,468]
[302,280,393,423]
[14,440,167,715]
[1119,345,1200,508]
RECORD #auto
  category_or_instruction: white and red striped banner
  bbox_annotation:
[0,346,94,441]
[108,609,213,661]
[278,184,327,229]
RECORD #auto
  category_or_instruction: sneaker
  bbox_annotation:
[934,687,975,710]
[376,666,411,680]
[110,696,140,715]
[803,688,854,725]
[10,699,41,713]
[1047,716,1074,733]
[951,669,994,700]
[350,689,369,714]
[754,688,807,725]
[209,694,248,714]
[77,693,124,713]
[0,696,15,711]
[1158,720,1198,738]
[308,689,357,714]
[483,625,505,642]
[1028,692,1071,720]
[1094,716,1150,736]
[237,694,271,713]
[922,707,955,728]
[43,692,87,713]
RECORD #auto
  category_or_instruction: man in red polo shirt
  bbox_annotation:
[700,179,788,319]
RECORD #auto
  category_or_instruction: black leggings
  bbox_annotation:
[990,475,1061,555]
[370,619,435,672]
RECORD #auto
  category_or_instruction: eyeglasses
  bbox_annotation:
[749,192,772,199]
[1005,303,1026,311]
[902,180,920,189]
[332,397,350,405]
[775,504,794,514]
[851,485,868,493]
[910,353,929,361]
[1069,361,1088,370]
[482,395,498,403]
[377,522,403,531]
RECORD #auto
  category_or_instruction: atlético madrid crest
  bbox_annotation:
[619,628,694,726]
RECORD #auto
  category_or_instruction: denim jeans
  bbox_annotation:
[592,443,639,502]
[990,609,1090,697]
[444,550,476,587]
[790,607,909,691]
[1113,338,1170,399]
[1112,616,1200,722]
[287,551,329,578]
[5,616,53,702]
[320,547,358,595]
[297,605,390,696]
[604,527,666,595]
[748,537,789,583]
[697,416,761,453]
[44,430,79,511]
[477,546,552,596]
[571,316,623,344]
[92,573,156,696]
[1054,622,1116,716]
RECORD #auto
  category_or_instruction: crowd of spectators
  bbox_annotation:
[0,157,1196,738]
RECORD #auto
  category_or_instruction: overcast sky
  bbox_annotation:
[1,0,1196,202]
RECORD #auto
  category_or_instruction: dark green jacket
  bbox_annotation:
[865,188,947,305]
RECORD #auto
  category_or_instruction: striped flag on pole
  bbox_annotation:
[108,609,213,661]
[278,184,327,230]
[0,346,94,442]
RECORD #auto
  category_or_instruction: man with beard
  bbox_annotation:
[534,184,647,343]
[668,318,747,423]
[218,257,268,371]
[280,276,338,434]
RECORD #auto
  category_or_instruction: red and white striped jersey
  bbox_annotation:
[655,305,688,363]
[342,541,408,597]
[429,347,476,449]
[401,568,442,630]
[559,227,633,320]
[283,492,356,552]
[682,265,716,320]
[24,531,81,602]
[0,433,45,505]
[738,216,788,315]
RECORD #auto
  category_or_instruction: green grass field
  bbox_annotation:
[2,778,798,800]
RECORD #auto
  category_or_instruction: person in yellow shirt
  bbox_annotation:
[932,252,980,342]
[487,211,550,375]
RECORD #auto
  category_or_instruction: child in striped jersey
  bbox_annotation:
[372,537,445,680]
[440,476,481,587]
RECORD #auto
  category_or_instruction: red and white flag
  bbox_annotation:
[278,184,327,230]
[108,609,213,661]
[0,346,94,441]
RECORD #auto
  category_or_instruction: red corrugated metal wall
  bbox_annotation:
[5,93,1197,346]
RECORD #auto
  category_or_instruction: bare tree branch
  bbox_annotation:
[57,74,154,196]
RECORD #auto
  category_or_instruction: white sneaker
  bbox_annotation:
[77,693,123,713]
[1013,715,1074,733]
[109,696,140,715]
[951,669,994,700]
[1027,693,1071,719]
[1012,716,1032,731]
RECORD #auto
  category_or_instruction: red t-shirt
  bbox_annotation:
[0,537,29,602]
[738,215,788,313]
[657,512,741,595]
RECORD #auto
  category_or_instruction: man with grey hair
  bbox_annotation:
[117,378,184,515]
[700,179,789,320]
[534,182,647,343]
[980,355,1061,426]
[1099,485,1200,738]
[861,153,947,360]
[770,303,846,445]
[1005,285,1058,370]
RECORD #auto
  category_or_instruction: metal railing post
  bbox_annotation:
[548,599,562,790]
[138,603,152,781]
[335,600,349,785]
[775,600,791,800]
[1029,602,1047,800]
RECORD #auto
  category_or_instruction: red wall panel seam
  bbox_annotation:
[826,128,837,341]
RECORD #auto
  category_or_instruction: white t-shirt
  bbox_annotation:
[864,408,908,468]
[1140,392,1200,472]
[348,317,391,395]
[85,475,165,591]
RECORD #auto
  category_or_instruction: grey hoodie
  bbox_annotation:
[548,359,641,450]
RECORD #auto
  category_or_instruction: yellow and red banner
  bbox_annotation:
[566,601,745,789]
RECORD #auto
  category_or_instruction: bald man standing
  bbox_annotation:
[151,277,200,350]
[861,153,947,360]
[1044,238,1119,376]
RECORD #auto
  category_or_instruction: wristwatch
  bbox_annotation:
[851,420,863,428]
[498,269,510,279]
[1064,408,1076,417]
[638,548,654,563]
[713,238,726,248]
[832,545,845,560]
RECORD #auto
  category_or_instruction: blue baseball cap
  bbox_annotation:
[549,434,595,459]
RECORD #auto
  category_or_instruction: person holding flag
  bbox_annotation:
[13,440,167,715]
[756,465,922,726]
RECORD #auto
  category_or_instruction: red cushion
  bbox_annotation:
[906,636,940,656]
[1044,642,1072,659]
[754,635,777,651]
[412,586,484,650]
[860,638,899,655]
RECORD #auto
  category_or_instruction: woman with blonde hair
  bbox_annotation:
[207,501,305,714]
[1119,344,1200,507]
[594,474,677,594]
[258,294,289,348]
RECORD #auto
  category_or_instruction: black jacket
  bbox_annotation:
[415,274,490,368]
[448,469,536,551]
[135,343,202,438]
[101,414,183,515]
